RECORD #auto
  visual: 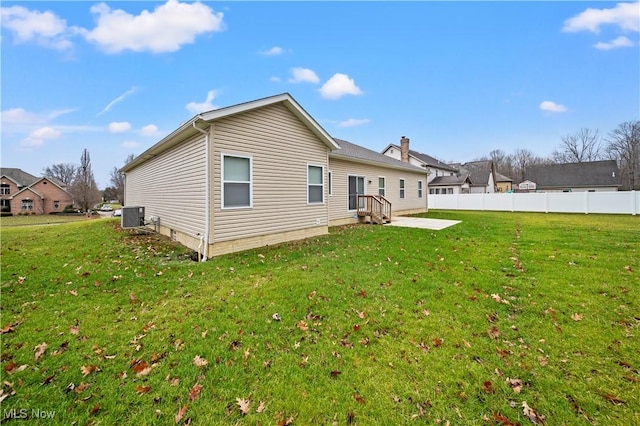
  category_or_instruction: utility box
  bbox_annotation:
[121,206,145,228]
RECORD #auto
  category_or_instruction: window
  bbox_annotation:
[328,171,333,196]
[222,154,252,208]
[1,199,10,212]
[308,165,324,204]
[348,175,365,210]
[378,177,386,197]
[429,188,435,194]
[54,201,60,209]
[399,179,405,199]
[1,184,9,195]
[418,181,423,198]
[22,199,33,210]
[447,188,454,194]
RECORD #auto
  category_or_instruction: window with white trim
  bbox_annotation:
[399,179,405,199]
[22,199,33,210]
[1,184,9,195]
[307,165,324,204]
[222,154,252,208]
[378,177,386,197]
[418,180,423,198]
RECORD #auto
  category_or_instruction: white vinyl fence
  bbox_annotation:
[428,191,639,215]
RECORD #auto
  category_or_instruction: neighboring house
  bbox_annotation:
[122,93,428,259]
[382,141,497,194]
[0,168,74,215]
[495,172,513,193]
[522,160,622,192]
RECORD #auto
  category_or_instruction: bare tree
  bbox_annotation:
[70,149,101,212]
[109,154,135,204]
[606,120,640,190]
[551,128,602,163]
[43,163,77,186]
[510,148,538,183]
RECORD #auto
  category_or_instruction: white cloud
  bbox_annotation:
[98,86,138,115]
[108,121,132,133]
[85,0,225,53]
[270,76,282,83]
[562,1,640,33]
[539,101,567,113]
[140,124,159,136]
[21,126,62,147]
[186,90,218,115]
[259,46,284,56]
[289,67,320,84]
[0,5,81,50]
[594,35,634,50]
[319,73,363,100]
[337,118,371,128]
[122,141,139,149]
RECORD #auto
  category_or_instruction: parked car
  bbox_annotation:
[112,209,122,217]
[101,204,113,211]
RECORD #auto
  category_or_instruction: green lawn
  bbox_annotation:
[0,214,95,227]
[1,212,638,425]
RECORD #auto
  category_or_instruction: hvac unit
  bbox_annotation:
[121,206,145,228]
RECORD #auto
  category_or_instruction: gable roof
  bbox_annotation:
[29,177,72,194]
[1,168,38,187]
[495,172,513,183]
[524,160,621,188]
[332,139,427,173]
[11,186,44,200]
[122,93,340,173]
[429,175,471,186]
[450,161,494,187]
[383,144,458,172]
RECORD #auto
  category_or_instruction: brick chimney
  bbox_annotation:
[400,136,410,163]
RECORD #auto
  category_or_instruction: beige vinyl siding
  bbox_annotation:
[328,158,427,222]
[211,103,329,243]
[124,133,207,238]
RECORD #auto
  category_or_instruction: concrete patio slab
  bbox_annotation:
[386,216,461,230]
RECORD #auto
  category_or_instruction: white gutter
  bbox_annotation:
[192,119,210,262]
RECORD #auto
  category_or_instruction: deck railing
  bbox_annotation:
[357,195,391,224]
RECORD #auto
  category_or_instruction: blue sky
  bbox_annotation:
[2,1,638,188]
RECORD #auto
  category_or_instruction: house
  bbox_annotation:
[495,172,513,193]
[382,142,497,194]
[0,168,74,215]
[121,93,428,259]
[522,160,621,192]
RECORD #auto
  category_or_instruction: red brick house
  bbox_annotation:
[1,168,74,215]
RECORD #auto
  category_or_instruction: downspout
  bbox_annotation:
[192,119,210,262]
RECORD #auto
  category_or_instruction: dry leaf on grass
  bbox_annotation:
[135,385,151,395]
[193,355,208,367]
[34,342,48,360]
[81,365,100,377]
[522,401,545,424]
[236,398,250,415]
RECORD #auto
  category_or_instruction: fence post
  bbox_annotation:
[585,191,589,215]
[634,190,638,216]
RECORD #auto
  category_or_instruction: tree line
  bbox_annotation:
[474,120,639,190]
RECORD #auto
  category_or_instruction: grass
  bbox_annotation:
[0,214,96,227]
[1,211,638,425]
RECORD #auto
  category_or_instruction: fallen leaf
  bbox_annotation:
[488,326,500,340]
[81,365,99,377]
[237,398,250,415]
[175,403,188,423]
[482,380,495,394]
[432,337,443,348]
[189,383,203,401]
[308,291,317,299]
[522,401,545,424]
[53,341,69,356]
[256,400,266,413]
[75,382,90,393]
[3,362,18,373]
[130,292,137,303]
[89,404,101,416]
[132,360,152,376]
[69,290,78,296]
[330,370,342,377]
[347,409,355,425]
[493,412,518,426]
[135,385,151,395]
[1,323,15,334]
[34,342,48,361]
[571,313,584,321]
[193,355,208,367]
[353,393,365,405]
[42,374,56,385]
[506,377,523,394]
[70,325,80,335]
[296,320,309,332]
[603,393,625,405]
